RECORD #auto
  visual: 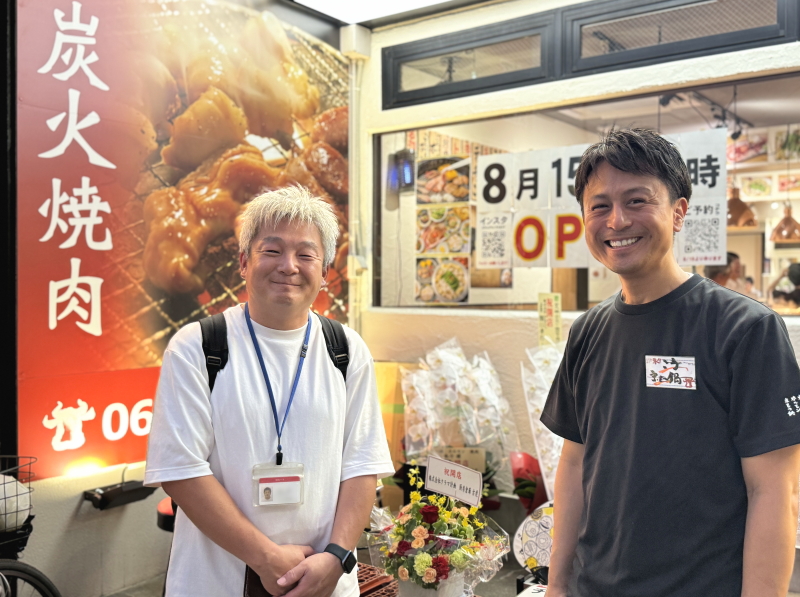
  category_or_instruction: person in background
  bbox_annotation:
[703,263,730,286]
[768,263,800,307]
[744,276,763,299]
[542,128,800,597]
[725,251,746,293]
[145,187,394,597]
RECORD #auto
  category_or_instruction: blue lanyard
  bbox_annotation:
[244,303,311,465]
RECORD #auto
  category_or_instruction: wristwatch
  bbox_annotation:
[324,543,357,574]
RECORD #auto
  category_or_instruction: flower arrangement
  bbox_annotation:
[371,464,509,595]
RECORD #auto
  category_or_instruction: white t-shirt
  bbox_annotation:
[144,305,394,597]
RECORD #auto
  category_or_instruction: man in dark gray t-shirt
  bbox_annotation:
[541,129,800,597]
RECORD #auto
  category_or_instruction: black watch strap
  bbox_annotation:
[324,543,357,574]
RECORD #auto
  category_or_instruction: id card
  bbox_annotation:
[252,462,304,507]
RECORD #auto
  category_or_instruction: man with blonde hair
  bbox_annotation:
[145,186,394,597]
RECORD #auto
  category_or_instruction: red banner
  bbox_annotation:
[18,0,350,478]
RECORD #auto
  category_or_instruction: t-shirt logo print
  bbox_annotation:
[645,356,696,390]
[784,395,800,417]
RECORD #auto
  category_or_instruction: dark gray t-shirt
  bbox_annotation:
[541,275,800,597]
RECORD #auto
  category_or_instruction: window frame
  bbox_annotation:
[381,0,800,110]
[564,0,797,77]
[382,11,557,110]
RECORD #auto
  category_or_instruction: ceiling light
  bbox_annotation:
[294,0,453,24]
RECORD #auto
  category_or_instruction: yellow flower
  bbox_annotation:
[469,506,478,516]
[411,537,426,549]
[410,467,420,475]
[475,521,485,529]
[398,566,409,581]
[423,568,437,583]
[441,510,451,521]
[416,481,424,489]
[410,459,418,465]
[380,546,388,553]
[410,491,422,503]
[461,518,470,528]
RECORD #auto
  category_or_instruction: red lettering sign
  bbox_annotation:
[555,214,583,260]
[514,216,546,261]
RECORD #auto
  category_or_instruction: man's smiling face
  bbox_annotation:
[239,218,327,311]
[583,161,687,281]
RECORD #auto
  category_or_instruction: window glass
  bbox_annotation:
[375,75,800,313]
[400,35,541,92]
[581,0,778,58]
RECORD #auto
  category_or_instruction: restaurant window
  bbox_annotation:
[579,0,778,59]
[382,0,799,109]
[382,13,555,109]
[399,35,542,93]
[373,74,800,314]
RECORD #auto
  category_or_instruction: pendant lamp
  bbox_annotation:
[770,203,800,243]
[727,186,757,227]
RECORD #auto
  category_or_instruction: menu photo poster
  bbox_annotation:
[413,153,472,305]
[17,0,350,478]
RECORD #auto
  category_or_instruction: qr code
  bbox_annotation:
[683,218,720,254]
[481,230,507,258]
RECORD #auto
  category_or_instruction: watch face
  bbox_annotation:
[343,552,357,573]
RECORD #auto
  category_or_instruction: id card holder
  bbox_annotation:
[252,462,304,507]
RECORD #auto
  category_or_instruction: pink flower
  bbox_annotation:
[459,507,470,518]
[400,504,412,514]
[398,514,412,525]
[398,566,409,581]
[423,568,437,584]
[411,526,429,539]
[411,537,425,549]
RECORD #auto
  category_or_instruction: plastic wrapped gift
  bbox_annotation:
[368,488,510,597]
[401,338,520,492]
[521,341,567,500]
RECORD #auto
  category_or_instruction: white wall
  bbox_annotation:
[23,463,171,597]
[22,463,172,597]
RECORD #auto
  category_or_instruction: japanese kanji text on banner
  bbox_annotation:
[475,131,727,269]
[17,0,351,478]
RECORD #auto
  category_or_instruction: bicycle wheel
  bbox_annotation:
[0,559,62,597]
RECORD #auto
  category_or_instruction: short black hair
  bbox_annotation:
[789,263,800,286]
[574,128,693,210]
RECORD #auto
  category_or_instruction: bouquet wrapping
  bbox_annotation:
[368,484,509,596]
[402,338,520,492]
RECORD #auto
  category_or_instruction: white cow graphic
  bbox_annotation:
[42,400,96,451]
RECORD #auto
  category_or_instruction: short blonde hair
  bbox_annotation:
[239,186,340,268]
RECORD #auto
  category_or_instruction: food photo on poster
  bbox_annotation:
[16,0,351,479]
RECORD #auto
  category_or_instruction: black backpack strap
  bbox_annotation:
[316,313,349,381]
[199,313,228,392]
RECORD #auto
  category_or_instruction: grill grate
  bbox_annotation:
[99,3,350,370]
